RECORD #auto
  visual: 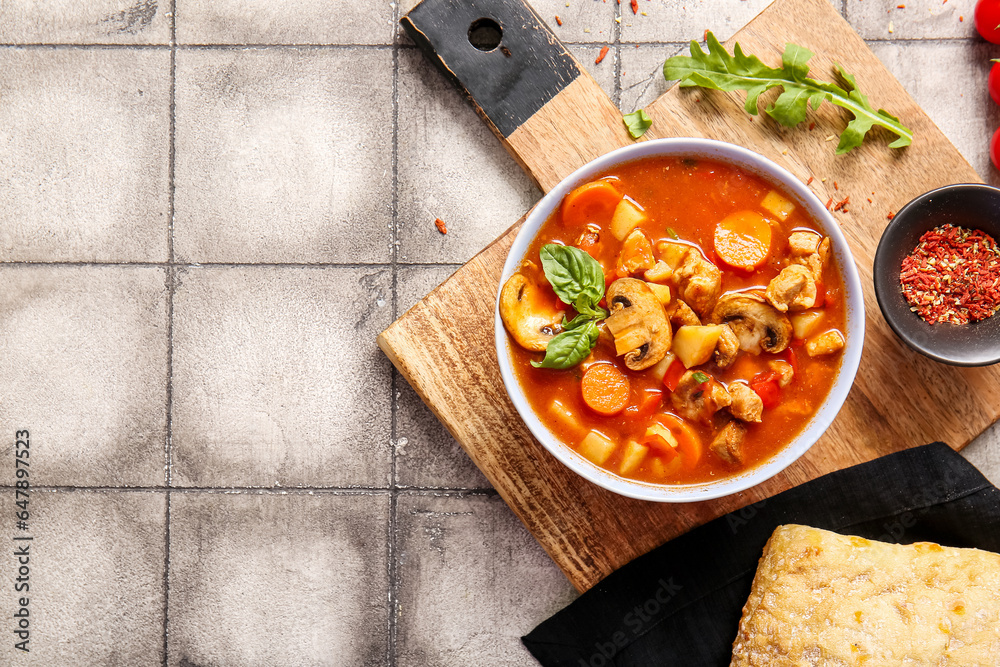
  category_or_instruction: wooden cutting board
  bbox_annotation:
[381,0,1000,592]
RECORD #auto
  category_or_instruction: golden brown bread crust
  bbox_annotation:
[731,524,1000,666]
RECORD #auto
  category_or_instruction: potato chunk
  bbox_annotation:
[761,190,796,221]
[578,431,616,465]
[673,325,724,368]
[610,197,647,241]
[619,440,649,476]
[790,310,825,340]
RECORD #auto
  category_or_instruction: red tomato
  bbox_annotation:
[976,0,1000,44]
[992,127,1000,170]
[990,61,1000,106]
[749,371,782,409]
[662,359,687,392]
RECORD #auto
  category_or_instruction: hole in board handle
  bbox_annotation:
[468,17,502,52]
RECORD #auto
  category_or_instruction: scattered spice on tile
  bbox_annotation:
[888,21,894,32]
[555,15,563,25]
[703,28,709,42]
[595,46,610,64]
[435,218,448,235]
[900,224,1000,324]
[897,3,905,7]
[887,211,895,220]
[631,0,639,13]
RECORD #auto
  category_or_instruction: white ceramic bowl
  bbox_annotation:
[494,138,865,502]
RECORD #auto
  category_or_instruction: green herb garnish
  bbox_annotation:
[691,371,711,384]
[623,109,653,139]
[662,32,912,154]
[533,244,608,369]
[665,227,680,240]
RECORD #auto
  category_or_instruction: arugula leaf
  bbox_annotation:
[531,321,601,369]
[539,244,606,313]
[623,109,653,139]
[662,32,912,154]
[691,371,711,384]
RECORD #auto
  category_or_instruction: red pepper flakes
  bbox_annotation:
[595,46,610,64]
[959,15,964,21]
[887,212,895,220]
[555,15,563,25]
[867,197,873,203]
[825,198,833,210]
[808,121,816,130]
[434,218,448,235]
[897,4,905,7]
[806,176,814,185]
[631,0,639,13]
[703,29,709,41]
[834,181,839,190]
[900,224,1000,325]
[833,196,850,212]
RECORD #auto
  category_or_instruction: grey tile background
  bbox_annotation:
[1,0,999,664]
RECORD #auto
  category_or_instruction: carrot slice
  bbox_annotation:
[713,211,772,271]
[562,180,622,228]
[581,363,630,416]
[658,414,703,468]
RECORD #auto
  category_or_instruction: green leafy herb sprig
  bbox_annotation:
[662,32,913,155]
[532,244,609,369]
[623,109,653,139]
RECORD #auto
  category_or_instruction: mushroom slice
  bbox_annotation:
[605,278,671,371]
[710,293,792,355]
[670,370,731,423]
[765,264,817,313]
[727,382,763,423]
[498,273,564,352]
[714,324,740,369]
[711,418,747,465]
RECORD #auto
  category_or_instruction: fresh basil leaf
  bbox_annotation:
[539,244,606,312]
[623,109,653,139]
[562,312,592,330]
[531,321,600,369]
[691,371,711,384]
[662,32,912,154]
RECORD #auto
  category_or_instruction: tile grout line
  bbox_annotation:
[163,1,177,664]
[388,4,402,665]
[613,0,623,111]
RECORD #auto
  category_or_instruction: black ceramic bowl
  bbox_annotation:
[873,183,1000,366]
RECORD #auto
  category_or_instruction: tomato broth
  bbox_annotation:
[504,156,846,485]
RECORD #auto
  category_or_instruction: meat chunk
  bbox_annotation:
[673,250,722,317]
[765,264,817,313]
[670,370,731,423]
[727,382,763,423]
[668,299,701,327]
[768,359,794,388]
[793,236,831,283]
[788,231,821,256]
[711,419,747,465]
[806,329,845,357]
[714,324,740,369]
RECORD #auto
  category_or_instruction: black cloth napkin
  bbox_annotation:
[523,443,1000,666]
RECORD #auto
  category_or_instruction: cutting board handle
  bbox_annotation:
[401,0,632,192]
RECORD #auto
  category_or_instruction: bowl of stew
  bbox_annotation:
[495,138,865,502]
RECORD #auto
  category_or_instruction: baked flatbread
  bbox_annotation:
[731,524,1000,666]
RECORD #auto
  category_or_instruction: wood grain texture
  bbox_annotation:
[380,0,1000,592]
